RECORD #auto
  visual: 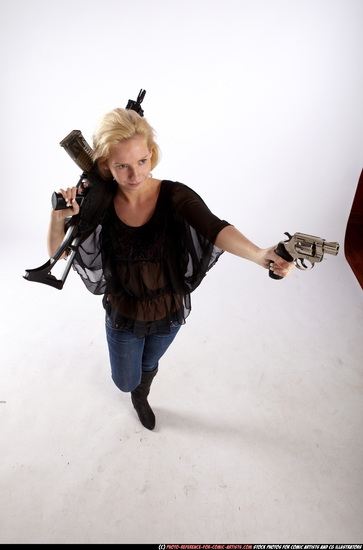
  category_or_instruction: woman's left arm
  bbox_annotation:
[214,225,294,277]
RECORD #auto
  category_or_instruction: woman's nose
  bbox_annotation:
[128,166,138,181]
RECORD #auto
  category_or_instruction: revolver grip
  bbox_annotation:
[269,242,294,280]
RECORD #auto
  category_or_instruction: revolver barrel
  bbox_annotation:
[323,241,340,256]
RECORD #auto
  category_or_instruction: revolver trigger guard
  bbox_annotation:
[295,258,314,271]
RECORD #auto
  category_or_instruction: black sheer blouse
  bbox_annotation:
[71,180,231,337]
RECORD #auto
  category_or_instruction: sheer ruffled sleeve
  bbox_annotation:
[70,224,106,295]
[167,181,230,243]
[164,181,231,292]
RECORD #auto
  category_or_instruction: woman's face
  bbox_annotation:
[105,135,153,194]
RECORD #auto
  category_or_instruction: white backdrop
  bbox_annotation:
[1,0,362,248]
[1,0,363,544]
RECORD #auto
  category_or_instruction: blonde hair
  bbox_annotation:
[92,108,160,177]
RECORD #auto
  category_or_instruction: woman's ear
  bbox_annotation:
[98,159,112,179]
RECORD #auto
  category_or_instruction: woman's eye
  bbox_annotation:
[117,164,126,169]
[139,159,147,165]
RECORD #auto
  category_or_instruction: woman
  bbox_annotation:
[47,107,293,430]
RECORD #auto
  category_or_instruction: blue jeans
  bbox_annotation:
[105,315,181,392]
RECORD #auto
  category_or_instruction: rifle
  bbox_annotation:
[23,90,146,289]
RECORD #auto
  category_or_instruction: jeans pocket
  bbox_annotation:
[105,314,126,331]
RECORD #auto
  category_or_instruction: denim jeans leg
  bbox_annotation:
[105,316,181,392]
[105,319,144,392]
[141,324,181,372]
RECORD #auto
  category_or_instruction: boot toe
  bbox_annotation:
[132,398,156,430]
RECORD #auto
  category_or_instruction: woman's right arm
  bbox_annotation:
[47,187,80,258]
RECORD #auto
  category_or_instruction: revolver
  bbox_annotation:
[269,232,340,279]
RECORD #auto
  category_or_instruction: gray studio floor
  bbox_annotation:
[1,239,362,544]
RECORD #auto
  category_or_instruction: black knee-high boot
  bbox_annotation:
[131,367,158,430]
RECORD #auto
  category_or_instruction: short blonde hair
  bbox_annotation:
[92,108,160,177]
